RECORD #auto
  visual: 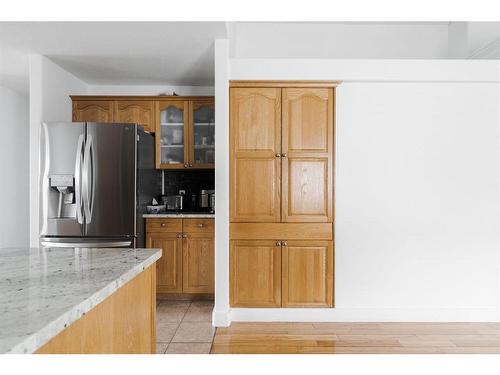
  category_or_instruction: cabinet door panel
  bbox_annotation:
[284,158,329,220]
[190,99,215,169]
[230,240,281,307]
[230,88,281,222]
[232,158,280,222]
[156,101,189,169]
[282,241,333,307]
[115,100,154,132]
[183,233,214,293]
[282,88,333,222]
[72,100,114,122]
[146,232,182,293]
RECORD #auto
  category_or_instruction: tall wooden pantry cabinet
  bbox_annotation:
[229,81,339,308]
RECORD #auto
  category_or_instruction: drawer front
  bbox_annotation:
[230,223,333,240]
[183,218,214,234]
[146,218,182,233]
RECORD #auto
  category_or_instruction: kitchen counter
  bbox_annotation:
[0,247,161,354]
[143,213,215,218]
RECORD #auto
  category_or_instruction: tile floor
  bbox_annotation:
[156,300,215,354]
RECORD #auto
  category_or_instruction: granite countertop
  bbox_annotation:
[0,247,161,354]
[143,212,215,218]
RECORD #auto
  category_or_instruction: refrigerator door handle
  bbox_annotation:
[40,240,133,248]
[74,134,85,224]
[83,134,95,224]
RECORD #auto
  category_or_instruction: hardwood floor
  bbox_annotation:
[210,322,500,354]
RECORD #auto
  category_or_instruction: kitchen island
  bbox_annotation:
[0,247,161,354]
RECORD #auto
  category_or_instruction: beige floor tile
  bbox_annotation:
[172,322,216,343]
[156,343,169,354]
[166,342,212,354]
[183,301,214,322]
[156,322,180,342]
[157,301,191,323]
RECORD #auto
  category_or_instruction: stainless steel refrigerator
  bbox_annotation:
[39,122,160,248]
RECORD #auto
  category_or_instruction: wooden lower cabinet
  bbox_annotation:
[183,233,215,293]
[230,239,334,308]
[146,218,214,295]
[282,241,333,307]
[147,232,183,293]
[230,240,282,307]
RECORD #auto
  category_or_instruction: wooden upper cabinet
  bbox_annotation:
[230,88,282,222]
[155,100,189,169]
[230,240,282,307]
[281,88,333,222]
[282,240,333,307]
[190,100,215,169]
[72,100,114,122]
[146,232,183,293]
[115,100,154,132]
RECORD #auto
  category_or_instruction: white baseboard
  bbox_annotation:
[212,308,231,327]
[212,307,500,326]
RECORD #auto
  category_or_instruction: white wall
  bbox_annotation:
[213,58,500,325]
[229,23,450,59]
[0,86,29,247]
[29,55,88,246]
[86,84,214,96]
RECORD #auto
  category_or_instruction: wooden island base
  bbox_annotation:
[37,266,156,354]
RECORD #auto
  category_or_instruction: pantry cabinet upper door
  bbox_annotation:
[72,100,114,123]
[115,100,154,133]
[282,88,333,222]
[230,88,282,222]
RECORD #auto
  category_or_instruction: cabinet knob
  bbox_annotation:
[177,233,182,238]
[184,163,189,168]
[275,153,281,158]
[197,223,204,228]
[282,153,287,158]
[183,234,188,238]
[188,163,193,167]
[275,241,282,246]
[161,223,166,227]
[282,241,288,246]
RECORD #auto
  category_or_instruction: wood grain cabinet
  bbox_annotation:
[146,218,214,295]
[114,100,155,132]
[70,96,215,168]
[229,81,339,309]
[230,86,333,223]
[155,98,215,170]
[230,240,282,307]
[282,240,333,307]
[72,100,114,123]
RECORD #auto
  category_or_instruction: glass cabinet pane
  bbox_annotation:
[159,105,185,165]
[192,103,215,165]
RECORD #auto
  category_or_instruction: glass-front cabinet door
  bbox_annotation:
[189,100,215,168]
[156,101,188,169]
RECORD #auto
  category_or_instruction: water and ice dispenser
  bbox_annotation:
[49,174,75,218]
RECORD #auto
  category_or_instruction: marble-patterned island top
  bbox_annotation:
[0,247,161,354]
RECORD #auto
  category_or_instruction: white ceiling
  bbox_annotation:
[1,22,499,96]
[0,22,227,93]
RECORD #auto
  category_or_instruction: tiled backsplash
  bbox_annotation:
[161,169,215,211]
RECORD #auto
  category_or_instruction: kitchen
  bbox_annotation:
[1,18,500,363]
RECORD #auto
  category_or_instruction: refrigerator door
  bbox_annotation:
[83,123,136,238]
[39,122,86,237]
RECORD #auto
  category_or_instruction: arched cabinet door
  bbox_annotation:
[189,100,215,169]
[115,100,154,132]
[281,88,334,223]
[230,87,282,222]
[155,101,189,169]
[72,100,114,123]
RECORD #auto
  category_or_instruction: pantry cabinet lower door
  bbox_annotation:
[282,240,333,307]
[147,233,183,293]
[230,240,281,307]
[183,233,214,293]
